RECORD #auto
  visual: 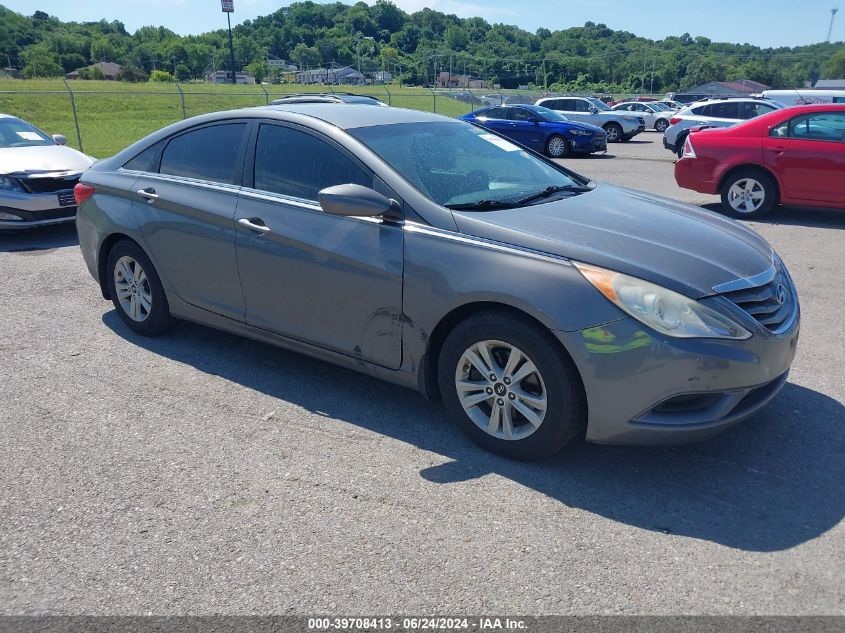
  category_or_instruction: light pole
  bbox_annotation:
[356,35,374,82]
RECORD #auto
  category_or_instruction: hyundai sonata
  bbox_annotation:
[75,105,799,459]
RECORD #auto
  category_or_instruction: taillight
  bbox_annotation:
[682,136,697,159]
[670,117,682,125]
[74,183,95,205]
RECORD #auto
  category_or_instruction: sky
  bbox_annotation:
[4,0,843,48]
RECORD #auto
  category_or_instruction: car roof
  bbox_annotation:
[270,93,383,105]
[258,103,448,129]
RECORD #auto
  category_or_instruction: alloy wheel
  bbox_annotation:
[727,178,766,214]
[113,255,152,322]
[454,340,548,441]
[547,136,568,157]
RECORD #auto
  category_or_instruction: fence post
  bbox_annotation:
[258,82,269,105]
[174,81,187,119]
[382,84,391,106]
[62,79,83,153]
[429,86,436,113]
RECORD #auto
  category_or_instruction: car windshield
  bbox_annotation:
[348,121,588,209]
[531,105,569,122]
[650,103,669,111]
[0,118,53,148]
[586,98,612,111]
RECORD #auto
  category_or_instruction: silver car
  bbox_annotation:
[612,102,674,132]
[535,96,646,142]
[75,105,799,460]
[663,98,783,157]
[0,114,94,230]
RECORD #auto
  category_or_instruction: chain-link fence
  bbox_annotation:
[0,80,662,158]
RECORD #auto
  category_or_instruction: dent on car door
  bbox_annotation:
[133,121,249,320]
[234,122,404,370]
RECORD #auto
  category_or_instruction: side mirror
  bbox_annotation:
[318,183,394,218]
[52,134,67,145]
[589,107,599,114]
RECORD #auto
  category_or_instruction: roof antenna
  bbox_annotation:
[828,8,839,42]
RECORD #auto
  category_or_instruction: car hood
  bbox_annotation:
[451,183,774,298]
[554,120,605,133]
[0,145,94,176]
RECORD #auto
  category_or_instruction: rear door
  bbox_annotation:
[233,121,404,369]
[474,107,511,135]
[132,121,249,321]
[765,111,845,204]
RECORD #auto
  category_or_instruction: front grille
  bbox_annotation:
[21,175,80,194]
[57,190,76,206]
[720,266,796,332]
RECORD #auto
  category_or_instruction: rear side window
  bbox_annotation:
[481,107,508,119]
[740,102,776,119]
[123,140,164,172]
[159,123,246,184]
[253,124,371,201]
[509,108,536,121]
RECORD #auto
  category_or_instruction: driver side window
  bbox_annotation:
[253,124,372,201]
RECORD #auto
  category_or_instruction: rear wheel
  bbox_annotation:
[437,311,586,460]
[655,119,669,132]
[546,134,571,158]
[106,240,173,336]
[603,122,623,143]
[720,169,777,219]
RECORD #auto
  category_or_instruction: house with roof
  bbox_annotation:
[66,61,123,80]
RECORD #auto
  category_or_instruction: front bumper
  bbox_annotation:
[572,136,608,153]
[0,189,77,230]
[556,307,800,445]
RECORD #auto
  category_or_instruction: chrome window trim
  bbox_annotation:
[129,171,241,193]
[237,187,388,226]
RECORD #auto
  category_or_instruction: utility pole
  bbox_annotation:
[828,8,839,42]
[221,0,236,84]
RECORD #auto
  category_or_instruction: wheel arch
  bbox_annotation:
[716,163,782,202]
[420,300,580,402]
[97,233,148,300]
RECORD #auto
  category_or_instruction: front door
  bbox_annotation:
[234,122,404,369]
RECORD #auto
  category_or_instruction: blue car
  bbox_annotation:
[458,104,607,158]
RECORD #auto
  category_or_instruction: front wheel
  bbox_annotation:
[655,119,669,132]
[720,169,777,219]
[603,122,623,143]
[437,311,586,460]
[545,134,571,158]
[106,240,173,336]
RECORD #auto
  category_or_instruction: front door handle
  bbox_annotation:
[136,187,158,203]
[237,217,271,235]
[768,146,786,154]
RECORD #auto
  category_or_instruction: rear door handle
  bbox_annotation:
[237,217,271,235]
[768,146,786,154]
[136,187,158,203]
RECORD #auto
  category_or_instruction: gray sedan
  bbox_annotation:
[0,114,94,230]
[75,105,799,460]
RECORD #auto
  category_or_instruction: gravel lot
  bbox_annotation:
[1,132,843,616]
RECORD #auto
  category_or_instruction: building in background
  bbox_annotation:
[267,57,298,72]
[66,61,122,80]
[295,66,365,85]
[815,79,845,89]
[685,80,771,96]
[436,72,489,89]
[206,70,256,84]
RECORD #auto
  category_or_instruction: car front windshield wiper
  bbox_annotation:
[514,184,593,205]
[444,199,519,211]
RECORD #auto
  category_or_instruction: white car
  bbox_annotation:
[535,96,646,142]
[0,114,94,230]
[662,98,783,157]
[611,101,674,132]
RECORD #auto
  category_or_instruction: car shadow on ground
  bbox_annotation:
[701,203,845,229]
[103,311,844,553]
[0,222,78,253]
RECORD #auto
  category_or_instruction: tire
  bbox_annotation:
[655,119,669,133]
[675,132,689,158]
[545,134,571,158]
[720,168,778,219]
[106,239,173,336]
[603,122,623,143]
[437,311,586,460]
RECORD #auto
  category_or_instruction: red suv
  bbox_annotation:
[674,104,845,218]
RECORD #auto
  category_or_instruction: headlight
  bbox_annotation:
[569,129,592,137]
[0,175,25,193]
[575,262,751,340]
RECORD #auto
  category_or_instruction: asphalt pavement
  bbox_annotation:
[1,132,843,615]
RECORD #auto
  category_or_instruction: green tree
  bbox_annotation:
[821,50,845,79]
[149,69,173,82]
[20,44,64,78]
[174,63,191,81]
[245,60,269,82]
